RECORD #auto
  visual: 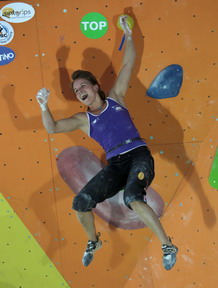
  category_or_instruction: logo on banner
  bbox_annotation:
[0,2,35,23]
[80,12,108,39]
[0,46,15,65]
[0,21,14,45]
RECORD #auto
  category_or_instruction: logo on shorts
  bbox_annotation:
[138,172,144,180]
[0,46,15,65]
[0,21,14,45]
[0,2,35,23]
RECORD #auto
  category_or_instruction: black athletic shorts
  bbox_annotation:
[72,146,155,212]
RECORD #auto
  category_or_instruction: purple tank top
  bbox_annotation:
[86,97,146,160]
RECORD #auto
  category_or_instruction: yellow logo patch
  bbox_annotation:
[138,172,144,180]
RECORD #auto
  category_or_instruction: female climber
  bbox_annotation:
[36,15,178,270]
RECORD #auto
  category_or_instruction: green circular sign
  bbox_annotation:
[80,12,108,39]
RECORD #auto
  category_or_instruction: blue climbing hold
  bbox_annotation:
[146,64,183,99]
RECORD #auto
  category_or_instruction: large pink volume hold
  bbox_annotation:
[57,146,164,230]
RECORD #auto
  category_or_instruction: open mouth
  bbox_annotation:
[81,93,88,101]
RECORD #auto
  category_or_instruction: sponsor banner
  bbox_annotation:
[0,46,15,65]
[0,21,14,45]
[80,12,108,39]
[0,2,35,23]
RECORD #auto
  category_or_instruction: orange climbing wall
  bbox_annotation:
[0,0,218,287]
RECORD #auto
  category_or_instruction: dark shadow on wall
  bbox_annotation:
[53,45,78,103]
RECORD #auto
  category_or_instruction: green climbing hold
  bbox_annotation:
[209,148,218,189]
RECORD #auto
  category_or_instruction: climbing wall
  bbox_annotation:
[0,0,218,287]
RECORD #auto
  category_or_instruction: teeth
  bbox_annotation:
[81,93,88,100]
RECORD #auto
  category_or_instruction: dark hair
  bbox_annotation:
[72,70,106,100]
